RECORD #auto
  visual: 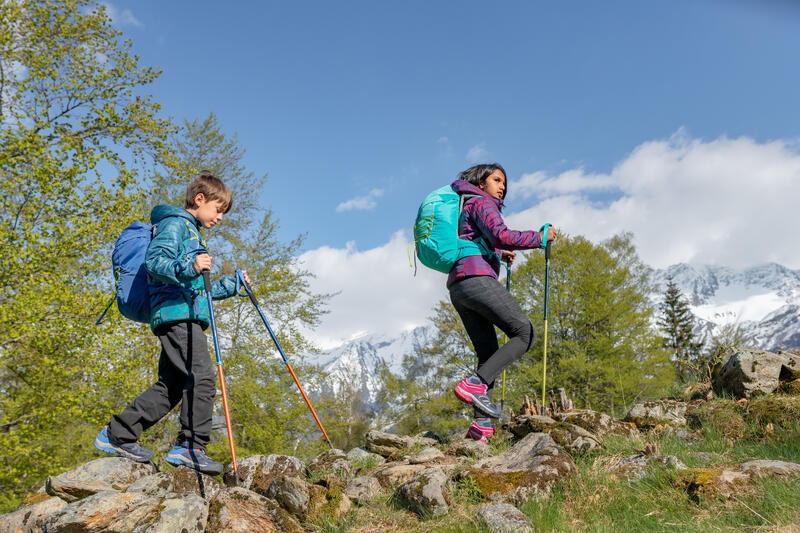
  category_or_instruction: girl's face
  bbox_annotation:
[480,169,506,199]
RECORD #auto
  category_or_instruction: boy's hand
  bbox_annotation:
[241,270,251,285]
[501,250,516,265]
[540,226,557,243]
[193,253,212,274]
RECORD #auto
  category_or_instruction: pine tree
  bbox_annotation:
[657,276,702,382]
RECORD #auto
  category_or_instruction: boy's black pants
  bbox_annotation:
[108,321,216,448]
[449,275,535,418]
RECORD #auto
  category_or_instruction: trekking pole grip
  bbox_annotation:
[202,270,211,293]
[235,268,260,306]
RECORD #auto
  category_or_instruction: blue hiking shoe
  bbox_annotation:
[94,426,153,463]
[166,441,223,475]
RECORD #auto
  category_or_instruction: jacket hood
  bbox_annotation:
[150,204,198,226]
[450,179,504,210]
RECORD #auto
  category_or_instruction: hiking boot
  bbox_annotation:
[466,418,495,443]
[166,441,223,475]
[454,375,501,418]
[94,426,153,463]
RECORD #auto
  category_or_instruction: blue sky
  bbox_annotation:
[107,1,800,345]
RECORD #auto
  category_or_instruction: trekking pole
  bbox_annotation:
[539,224,552,415]
[202,270,239,485]
[234,269,333,449]
[500,261,511,416]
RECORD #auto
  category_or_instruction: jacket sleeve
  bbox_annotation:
[145,218,198,285]
[470,198,542,251]
[211,275,237,300]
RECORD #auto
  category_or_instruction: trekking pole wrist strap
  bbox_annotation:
[539,223,551,249]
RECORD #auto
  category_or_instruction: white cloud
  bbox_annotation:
[102,2,144,28]
[466,143,488,163]
[298,231,446,348]
[506,132,800,269]
[335,188,384,212]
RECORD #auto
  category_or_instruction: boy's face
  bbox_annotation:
[192,194,226,228]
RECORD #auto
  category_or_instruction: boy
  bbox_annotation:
[95,171,249,475]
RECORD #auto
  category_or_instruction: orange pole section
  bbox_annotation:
[286,363,333,448]
[217,365,239,483]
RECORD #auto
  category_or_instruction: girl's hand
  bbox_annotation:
[540,226,557,243]
[501,250,516,265]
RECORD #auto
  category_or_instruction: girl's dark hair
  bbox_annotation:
[458,163,507,199]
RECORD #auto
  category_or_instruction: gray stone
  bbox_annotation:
[478,503,534,533]
[611,454,687,481]
[147,493,208,533]
[365,430,413,457]
[265,476,310,516]
[224,454,306,494]
[345,475,381,505]
[554,409,640,438]
[465,433,576,504]
[624,400,687,429]
[42,491,164,531]
[126,466,222,500]
[373,464,428,488]
[45,457,156,503]
[0,496,66,533]
[346,447,386,466]
[740,459,800,478]
[408,447,445,464]
[447,439,493,459]
[688,452,716,464]
[712,348,800,398]
[398,467,451,517]
[207,487,304,533]
[307,448,350,477]
[508,414,601,454]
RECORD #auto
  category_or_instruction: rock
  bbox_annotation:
[464,433,576,504]
[224,454,305,494]
[624,400,687,429]
[207,487,304,532]
[747,395,800,429]
[410,435,440,448]
[688,452,716,465]
[147,493,208,533]
[681,382,714,401]
[365,430,413,457]
[265,476,311,516]
[408,447,445,464]
[345,475,381,505]
[711,348,800,398]
[415,430,444,443]
[266,475,351,522]
[307,448,350,477]
[508,415,601,454]
[740,460,800,478]
[346,447,386,466]
[0,496,66,532]
[126,466,222,500]
[553,409,640,438]
[373,464,429,488]
[685,399,746,439]
[398,467,451,517]
[447,439,493,459]
[45,457,156,503]
[678,468,750,500]
[610,454,687,481]
[477,502,534,533]
[42,491,165,531]
[780,378,800,395]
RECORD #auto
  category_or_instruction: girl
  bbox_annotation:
[449,163,556,443]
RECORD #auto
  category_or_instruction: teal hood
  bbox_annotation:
[150,204,198,227]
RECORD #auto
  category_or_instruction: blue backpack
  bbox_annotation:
[413,184,491,273]
[96,219,169,324]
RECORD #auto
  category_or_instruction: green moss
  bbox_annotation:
[748,395,800,429]
[685,399,746,439]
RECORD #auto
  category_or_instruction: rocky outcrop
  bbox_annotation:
[478,502,534,533]
[225,454,306,495]
[397,467,451,517]
[711,348,800,398]
[740,459,800,478]
[0,495,66,532]
[447,439,492,459]
[364,430,436,458]
[126,466,222,500]
[207,487,303,532]
[306,448,350,477]
[266,475,351,522]
[610,454,687,481]
[507,414,601,454]
[345,475,381,505]
[463,432,576,504]
[553,409,640,438]
[624,400,688,429]
[44,457,156,503]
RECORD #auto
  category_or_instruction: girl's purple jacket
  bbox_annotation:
[447,179,542,288]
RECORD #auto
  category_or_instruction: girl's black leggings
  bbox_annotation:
[449,275,535,415]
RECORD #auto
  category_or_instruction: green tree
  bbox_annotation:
[0,0,175,510]
[657,275,702,382]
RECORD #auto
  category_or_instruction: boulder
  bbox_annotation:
[265,476,311,516]
[740,460,800,478]
[45,457,156,503]
[447,439,492,459]
[224,454,305,494]
[307,448,350,477]
[346,447,386,466]
[711,348,800,398]
[677,468,750,500]
[266,475,351,522]
[145,493,209,533]
[463,433,575,504]
[345,475,381,505]
[624,400,687,429]
[42,491,180,532]
[553,409,640,438]
[407,447,445,465]
[477,502,534,533]
[0,496,66,532]
[126,466,222,500]
[365,430,412,457]
[207,487,303,532]
[397,467,451,518]
[610,454,687,481]
[508,415,601,454]
[373,464,429,488]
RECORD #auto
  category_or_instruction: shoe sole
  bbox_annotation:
[166,453,223,476]
[94,436,152,463]
[455,388,500,418]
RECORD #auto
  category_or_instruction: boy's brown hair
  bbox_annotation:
[184,170,233,213]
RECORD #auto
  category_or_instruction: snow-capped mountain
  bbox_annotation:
[310,263,800,405]
[652,263,800,351]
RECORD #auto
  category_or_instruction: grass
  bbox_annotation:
[302,396,800,532]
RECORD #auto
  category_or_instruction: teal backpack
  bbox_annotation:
[413,184,492,273]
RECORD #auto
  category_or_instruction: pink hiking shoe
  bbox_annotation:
[466,419,495,443]
[454,375,501,418]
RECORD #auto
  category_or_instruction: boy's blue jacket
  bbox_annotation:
[145,205,237,333]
